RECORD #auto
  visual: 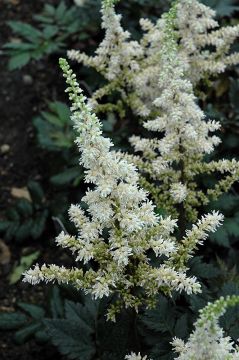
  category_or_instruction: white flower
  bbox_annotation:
[22,264,44,285]
[172,296,239,360]
[23,60,214,315]
[74,0,86,6]
[125,353,150,360]
[91,276,113,299]
[170,183,188,203]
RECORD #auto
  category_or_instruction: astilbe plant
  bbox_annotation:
[68,0,239,115]
[23,58,223,321]
[68,0,239,228]
[126,295,239,360]
[21,0,239,357]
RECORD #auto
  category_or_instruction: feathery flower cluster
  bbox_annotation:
[22,59,224,320]
[68,0,239,115]
[168,211,224,270]
[125,353,150,360]
[177,0,239,84]
[172,295,239,359]
[68,0,239,224]
[128,2,239,223]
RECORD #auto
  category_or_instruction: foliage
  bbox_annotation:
[0,287,63,345]
[0,181,48,242]
[0,287,141,359]
[201,0,239,16]
[3,284,239,359]
[9,250,40,284]
[33,101,84,187]
[4,1,100,70]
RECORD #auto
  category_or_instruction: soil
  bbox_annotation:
[0,1,69,359]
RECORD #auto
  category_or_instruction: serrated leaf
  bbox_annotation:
[33,117,57,150]
[34,329,49,343]
[98,308,136,357]
[209,194,239,212]
[42,25,58,39]
[188,294,208,312]
[18,303,45,320]
[48,101,71,124]
[41,111,64,127]
[3,42,36,51]
[56,2,67,20]
[16,199,33,217]
[50,286,64,318]
[219,282,239,297]
[43,4,56,17]
[16,220,34,242]
[30,210,48,240]
[64,301,93,334]
[14,323,43,345]
[27,181,45,204]
[210,226,230,247]
[8,52,31,70]
[7,21,41,41]
[0,313,28,330]
[189,257,220,279]
[50,167,82,186]
[44,297,101,360]
[224,218,239,237]
[45,318,95,360]
[174,314,188,339]
[141,296,175,333]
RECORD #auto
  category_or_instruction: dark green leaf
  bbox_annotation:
[0,313,28,330]
[174,314,188,339]
[50,286,64,318]
[45,318,95,360]
[7,21,41,41]
[50,167,81,186]
[30,210,48,240]
[14,323,43,344]
[141,297,175,333]
[18,303,45,320]
[8,52,31,70]
[16,220,34,242]
[42,25,58,39]
[27,181,45,204]
[16,199,33,217]
[0,221,11,232]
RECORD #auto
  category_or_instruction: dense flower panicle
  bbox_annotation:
[168,211,224,270]
[22,60,223,319]
[68,0,239,114]
[172,296,239,360]
[20,1,239,357]
[128,3,239,222]
[22,59,224,319]
[68,2,143,84]
[176,0,239,84]
[67,0,239,223]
